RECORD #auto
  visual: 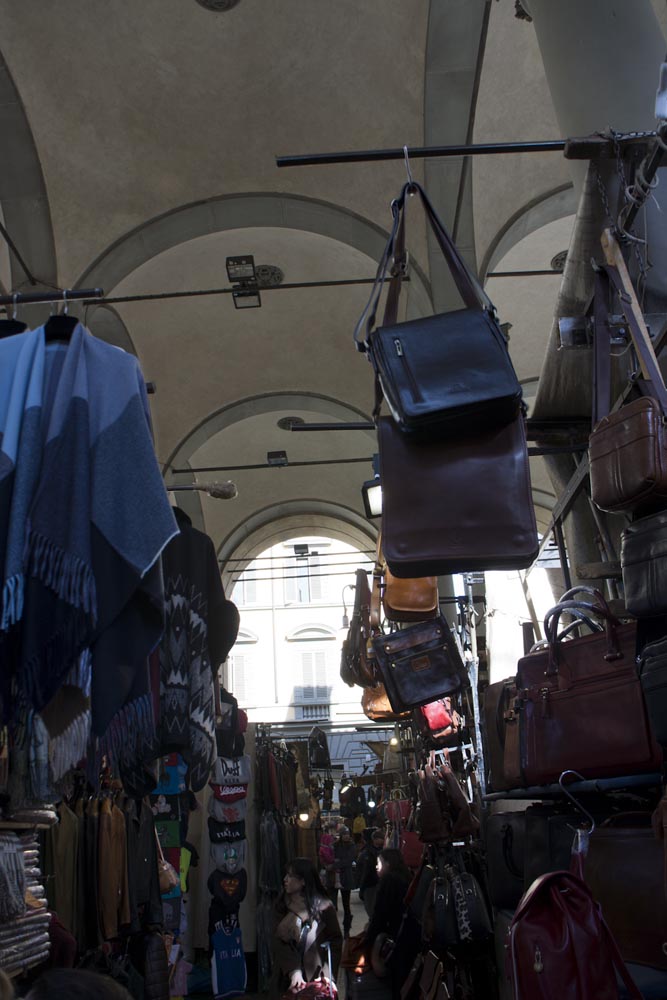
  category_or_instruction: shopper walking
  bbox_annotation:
[333,825,357,937]
[357,828,385,917]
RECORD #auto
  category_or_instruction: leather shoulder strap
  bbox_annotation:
[369,533,384,631]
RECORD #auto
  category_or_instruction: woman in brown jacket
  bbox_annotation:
[272,857,342,997]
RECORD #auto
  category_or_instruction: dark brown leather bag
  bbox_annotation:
[340,568,375,688]
[516,588,662,786]
[621,509,667,617]
[482,677,521,792]
[584,813,667,970]
[378,414,538,578]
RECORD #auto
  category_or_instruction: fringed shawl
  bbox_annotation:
[0,324,178,746]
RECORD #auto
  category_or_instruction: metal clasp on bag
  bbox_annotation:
[390,250,409,278]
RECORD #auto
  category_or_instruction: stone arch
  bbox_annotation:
[480,183,577,280]
[164,392,377,531]
[75,192,433,316]
[217,502,376,594]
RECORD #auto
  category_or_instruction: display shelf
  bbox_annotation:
[483,771,663,801]
[0,820,53,830]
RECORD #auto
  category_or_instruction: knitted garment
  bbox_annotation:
[158,508,239,791]
[0,325,177,752]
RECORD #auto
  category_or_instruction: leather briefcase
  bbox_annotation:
[637,635,667,745]
[584,813,667,970]
[522,805,577,890]
[621,510,667,617]
[516,589,662,786]
[590,396,667,514]
[482,678,521,792]
[354,181,522,438]
[372,614,466,713]
[378,414,538,578]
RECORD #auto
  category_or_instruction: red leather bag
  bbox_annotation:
[507,871,642,999]
[516,588,661,786]
[414,697,462,748]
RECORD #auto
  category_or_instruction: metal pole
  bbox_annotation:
[276,139,567,168]
[0,287,103,306]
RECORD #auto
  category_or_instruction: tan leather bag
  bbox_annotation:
[361,682,410,722]
[377,532,438,623]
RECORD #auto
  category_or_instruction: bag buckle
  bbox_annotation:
[390,250,409,279]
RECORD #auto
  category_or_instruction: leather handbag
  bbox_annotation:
[637,635,667,745]
[354,181,522,437]
[413,696,462,749]
[378,414,538,578]
[361,682,409,723]
[584,812,667,970]
[516,587,662,786]
[589,229,667,515]
[371,614,466,713]
[521,805,577,890]
[621,510,667,617]
[340,568,376,688]
[383,565,438,623]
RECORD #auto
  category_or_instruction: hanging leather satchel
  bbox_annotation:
[354,181,522,437]
[340,568,376,688]
[589,230,667,515]
[621,510,667,617]
[584,812,667,970]
[378,414,538,578]
[361,682,410,723]
[516,587,662,786]
[383,565,439,623]
[637,635,667,746]
[372,614,466,713]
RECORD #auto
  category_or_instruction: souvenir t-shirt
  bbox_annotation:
[208,797,247,824]
[212,755,252,786]
[210,907,246,1000]
[208,817,246,843]
[207,868,247,910]
[209,782,248,804]
[210,840,246,873]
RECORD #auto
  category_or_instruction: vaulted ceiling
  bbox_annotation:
[1,0,664,573]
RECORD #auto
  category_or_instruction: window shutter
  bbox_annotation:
[310,555,322,600]
[315,649,327,699]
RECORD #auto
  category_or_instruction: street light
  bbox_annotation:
[341,583,356,628]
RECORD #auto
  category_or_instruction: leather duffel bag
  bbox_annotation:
[621,510,667,617]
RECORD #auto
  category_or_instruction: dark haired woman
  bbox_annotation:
[272,857,342,996]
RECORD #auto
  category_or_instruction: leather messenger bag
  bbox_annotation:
[378,414,538,578]
[354,181,522,438]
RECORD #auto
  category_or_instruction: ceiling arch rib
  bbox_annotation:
[166,392,376,532]
[0,51,56,308]
[76,192,433,317]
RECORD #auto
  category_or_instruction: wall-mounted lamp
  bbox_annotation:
[388,736,399,749]
[226,255,261,309]
[166,481,238,499]
[361,454,382,519]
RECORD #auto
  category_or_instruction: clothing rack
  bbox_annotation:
[0,287,103,307]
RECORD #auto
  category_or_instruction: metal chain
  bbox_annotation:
[609,129,652,303]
